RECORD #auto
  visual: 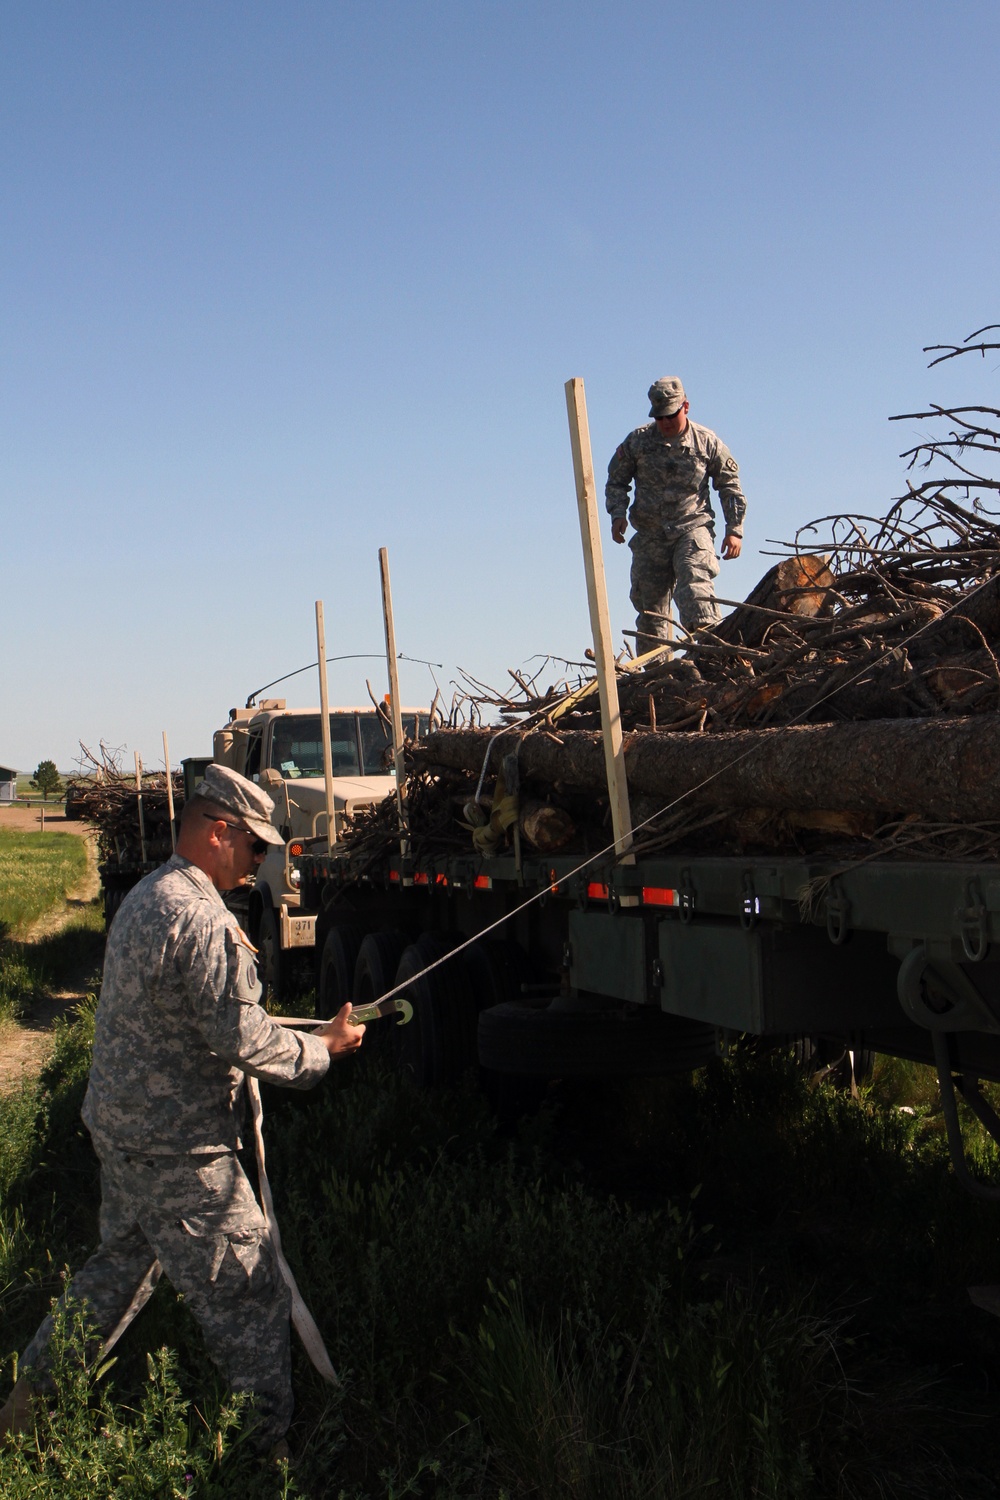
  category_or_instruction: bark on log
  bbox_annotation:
[715,555,834,647]
[908,572,1000,657]
[415,717,1000,820]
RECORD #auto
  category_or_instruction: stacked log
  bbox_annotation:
[340,478,1000,864]
[411,715,1000,822]
[66,745,182,867]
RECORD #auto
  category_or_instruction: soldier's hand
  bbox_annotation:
[611,517,628,545]
[721,534,742,560]
[316,1002,365,1058]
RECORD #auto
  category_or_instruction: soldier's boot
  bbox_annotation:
[0,1377,41,1442]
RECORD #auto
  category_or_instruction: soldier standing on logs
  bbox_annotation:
[606,376,748,648]
[0,764,364,1457]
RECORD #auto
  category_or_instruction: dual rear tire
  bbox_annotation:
[318,922,714,1089]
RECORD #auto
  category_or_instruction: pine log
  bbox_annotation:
[415,716,1000,820]
[519,801,576,853]
[715,555,834,647]
[907,572,1000,657]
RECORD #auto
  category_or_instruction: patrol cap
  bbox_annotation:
[193,763,284,846]
[648,376,687,417]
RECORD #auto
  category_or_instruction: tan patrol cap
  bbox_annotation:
[194,763,284,845]
[648,376,686,417]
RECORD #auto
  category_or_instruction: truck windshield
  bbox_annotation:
[268,713,425,778]
[270,715,361,777]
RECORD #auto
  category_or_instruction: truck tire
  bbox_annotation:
[103,884,125,928]
[102,873,140,929]
[319,922,367,1017]
[781,1034,876,1091]
[352,929,409,1069]
[393,932,475,1088]
[257,906,283,1009]
[463,939,538,1010]
[478,1003,715,1078]
[464,941,550,1121]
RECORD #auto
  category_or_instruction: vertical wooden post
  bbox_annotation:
[378,547,410,865]
[564,377,635,868]
[135,751,148,865]
[315,602,338,848]
[162,731,176,852]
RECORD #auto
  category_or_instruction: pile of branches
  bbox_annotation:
[337,332,1000,866]
[67,744,182,868]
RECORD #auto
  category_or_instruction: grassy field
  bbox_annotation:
[5,1033,1000,1497]
[0,829,97,1028]
[0,829,87,934]
[3,844,1000,1495]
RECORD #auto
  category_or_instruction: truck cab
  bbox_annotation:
[211,698,425,993]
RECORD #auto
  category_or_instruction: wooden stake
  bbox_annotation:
[378,547,410,864]
[135,751,147,865]
[315,602,338,848]
[564,377,635,866]
[162,731,176,851]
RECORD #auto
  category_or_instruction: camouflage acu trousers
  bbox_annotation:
[629,524,721,644]
[21,1132,293,1447]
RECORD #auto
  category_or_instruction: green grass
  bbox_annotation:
[4,1035,1000,1497]
[0,829,88,936]
[0,829,99,1028]
[2,832,1000,1496]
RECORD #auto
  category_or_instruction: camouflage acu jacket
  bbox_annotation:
[82,855,329,1155]
[605,419,747,540]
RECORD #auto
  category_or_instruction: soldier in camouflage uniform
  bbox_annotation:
[606,376,747,647]
[1,765,364,1452]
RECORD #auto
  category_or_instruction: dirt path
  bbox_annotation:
[0,817,102,1093]
[0,803,84,835]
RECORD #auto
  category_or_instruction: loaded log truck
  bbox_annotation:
[281,383,1000,1205]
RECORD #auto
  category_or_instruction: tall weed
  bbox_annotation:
[3,1300,298,1499]
[3,1000,1000,1495]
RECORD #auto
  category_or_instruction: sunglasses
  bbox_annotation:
[202,813,269,855]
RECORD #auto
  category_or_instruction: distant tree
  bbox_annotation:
[30,760,63,802]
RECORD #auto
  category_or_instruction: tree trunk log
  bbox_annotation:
[519,801,576,853]
[714,555,834,646]
[908,572,1000,657]
[415,716,1000,820]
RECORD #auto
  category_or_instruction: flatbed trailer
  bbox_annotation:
[298,839,1000,1192]
[294,383,1000,1198]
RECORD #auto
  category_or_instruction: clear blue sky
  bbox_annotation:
[3,0,998,774]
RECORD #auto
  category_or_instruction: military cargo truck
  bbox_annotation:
[210,698,426,997]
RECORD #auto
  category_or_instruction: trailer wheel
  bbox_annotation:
[784,1035,876,1091]
[464,941,549,1119]
[319,922,367,1016]
[352,930,409,1068]
[103,885,125,928]
[257,907,283,1008]
[102,874,140,929]
[478,1003,715,1078]
[393,932,474,1088]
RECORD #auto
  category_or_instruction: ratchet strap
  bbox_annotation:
[246,1074,341,1384]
